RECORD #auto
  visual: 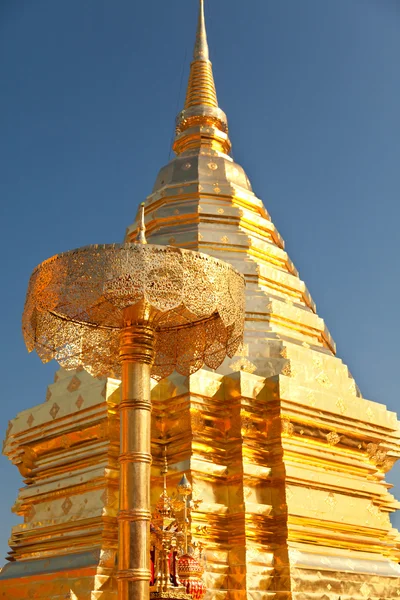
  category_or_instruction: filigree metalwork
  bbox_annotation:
[22,243,244,380]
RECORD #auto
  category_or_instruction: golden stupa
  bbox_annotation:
[1,1,400,599]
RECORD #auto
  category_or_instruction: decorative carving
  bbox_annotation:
[360,583,371,598]
[49,402,60,419]
[281,363,292,377]
[25,504,36,522]
[67,376,81,393]
[191,410,205,433]
[324,493,337,509]
[312,355,322,368]
[326,432,341,446]
[316,372,332,388]
[366,407,374,422]
[307,390,316,407]
[61,497,73,515]
[101,488,117,507]
[366,443,388,468]
[336,397,347,415]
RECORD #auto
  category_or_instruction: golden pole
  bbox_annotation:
[118,317,156,600]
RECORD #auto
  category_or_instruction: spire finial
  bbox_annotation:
[194,0,209,61]
[135,202,147,244]
[173,0,231,155]
[184,0,217,110]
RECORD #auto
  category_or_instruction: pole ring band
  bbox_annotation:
[117,568,151,581]
[119,452,152,464]
[119,399,151,411]
[118,509,151,521]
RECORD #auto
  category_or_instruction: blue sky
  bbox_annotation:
[0,0,399,561]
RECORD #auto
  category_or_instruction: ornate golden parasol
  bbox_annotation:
[22,206,245,600]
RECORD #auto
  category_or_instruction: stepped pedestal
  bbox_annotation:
[2,359,400,599]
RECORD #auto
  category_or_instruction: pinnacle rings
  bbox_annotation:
[176,105,228,133]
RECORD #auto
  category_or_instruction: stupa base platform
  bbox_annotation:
[288,550,400,599]
[0,550,118,599]
[2,363,400,600]
[2,557,400,600]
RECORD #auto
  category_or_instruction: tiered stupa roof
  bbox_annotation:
[126,0,341,381]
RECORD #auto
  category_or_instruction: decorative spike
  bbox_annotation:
[161,446,168,476]
[135,202,147,244]
[161,447,168,494]
[193,0,209,61]
[177,473,192,497]
[184,0,217,109]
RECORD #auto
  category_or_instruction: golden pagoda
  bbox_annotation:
[2,1,400,599]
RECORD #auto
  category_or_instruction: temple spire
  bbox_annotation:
[173,0,231,155]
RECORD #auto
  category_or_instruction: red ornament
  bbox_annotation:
[177,554,206,600]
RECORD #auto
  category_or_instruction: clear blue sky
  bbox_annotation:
[0,0,399,562]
